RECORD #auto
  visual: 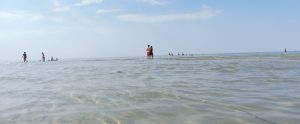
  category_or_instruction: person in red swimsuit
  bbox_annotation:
[146,45,151,57]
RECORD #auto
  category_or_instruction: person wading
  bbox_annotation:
[22,52,28,62]
[42,52,46,62]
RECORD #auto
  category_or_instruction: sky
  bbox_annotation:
[0,0,300,61]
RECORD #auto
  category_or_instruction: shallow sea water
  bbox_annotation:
[0,53,300,124]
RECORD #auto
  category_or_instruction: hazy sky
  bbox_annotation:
[1,0,299,61]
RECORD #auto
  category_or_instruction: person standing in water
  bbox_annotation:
[22,52,27,62]
[150,46,154,59]
[146,45,151,58]
[42,52,45,62]
[285,48,287,53]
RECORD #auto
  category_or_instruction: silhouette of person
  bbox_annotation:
[285,48,287,53]
[22,52,27,62]
[42,52,45,62]
[150,46,154,59]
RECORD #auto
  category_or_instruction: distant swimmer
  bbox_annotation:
[42,52,45,62]
[22,52,27,62]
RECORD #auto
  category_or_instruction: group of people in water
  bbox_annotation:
[146,45,154,59]
[22,45,153,63]
[22,52,58,63]
[145,45,194,59]
[21,47,290,62]
[168,52,193,56]
[21,45,201,62]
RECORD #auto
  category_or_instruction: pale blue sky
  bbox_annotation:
[0,0,299,61]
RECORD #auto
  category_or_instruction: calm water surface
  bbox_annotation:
[0,53,300,124]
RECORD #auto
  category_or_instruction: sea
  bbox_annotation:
[0,52,300,124]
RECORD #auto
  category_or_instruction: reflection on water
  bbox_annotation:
[0,53,300,124]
